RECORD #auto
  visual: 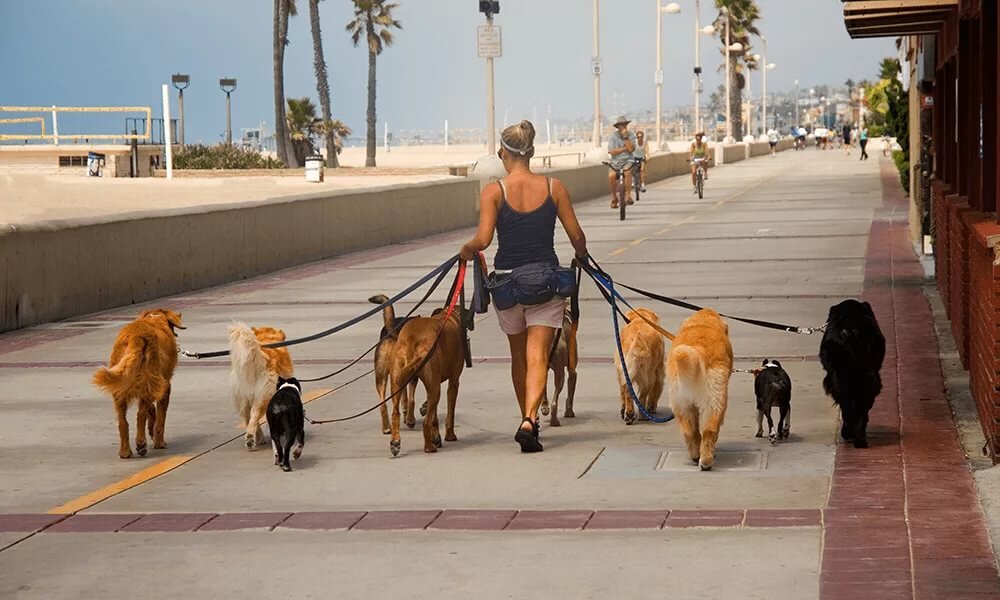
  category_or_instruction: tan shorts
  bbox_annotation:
[495,297,566,335]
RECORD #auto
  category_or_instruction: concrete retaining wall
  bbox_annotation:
[0,179,480,332]
[1,141,795,332]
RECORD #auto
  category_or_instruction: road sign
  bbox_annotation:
[591,57,602,76]
[654,70,663,85]
[477,25,502,58]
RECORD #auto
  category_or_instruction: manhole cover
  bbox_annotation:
[656,450,766,472]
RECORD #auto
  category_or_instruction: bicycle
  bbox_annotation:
[692,157,708,199]
[603,160,635,221]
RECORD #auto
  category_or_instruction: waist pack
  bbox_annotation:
[486,262,577,311]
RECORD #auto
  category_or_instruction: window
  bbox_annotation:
[58,156,85,167]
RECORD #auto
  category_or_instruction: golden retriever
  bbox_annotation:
[666,309,733,470]
[92,309,185,459]
[614,308,666,424]
[229,323,294,449]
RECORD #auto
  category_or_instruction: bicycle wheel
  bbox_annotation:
[697,171,704,199]
[618,178,626,221]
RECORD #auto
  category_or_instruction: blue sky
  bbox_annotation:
[1,1,896,144]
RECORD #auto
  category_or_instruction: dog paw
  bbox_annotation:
[153,440,167,450]
[281,464,292,472]
[550,416,561,428]
[564,409,575,418]
[624,412,636,425]
[292,445,303,460]
[540,403,550,417]
[382,428,391,435]
[405,419,416,430]
[135,441,147,457]
[445,432,457,442]
[853,438,869,449]
[244,434,256,450]
[419,402,428,417]
[118,448,133,459]
[424,444,438,454]
[698,459,713,471]
[755,430,763,438]
[432,434,443,449]
[769,434,778,445]
[389,440,401,457]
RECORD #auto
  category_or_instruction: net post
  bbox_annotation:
[161,85,173,180]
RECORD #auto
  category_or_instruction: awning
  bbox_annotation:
[842,0,957,39]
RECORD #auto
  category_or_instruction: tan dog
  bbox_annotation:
[93,309,185,459]
[666,309,733,471]
[229,323,294,450]
[614,308,667,424]
[388,306,465,456]
[539,308,579,427]
[369,295,419,435]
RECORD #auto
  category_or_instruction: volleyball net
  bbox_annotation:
[0,106,152,142]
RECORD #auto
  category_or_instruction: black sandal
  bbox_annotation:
[515,417,543,453]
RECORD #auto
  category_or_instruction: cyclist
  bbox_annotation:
[634,130,649,193]
[689,132,712,193]
[607,115,636,209]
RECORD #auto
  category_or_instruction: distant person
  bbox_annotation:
[607,116,637,208]
[634,130,649,193]
[882,132,892,157]
[459,120,588,453]
[767,128,779,156]
[688,132,712,192]
[859,127,870,161]
[843,124,852,155]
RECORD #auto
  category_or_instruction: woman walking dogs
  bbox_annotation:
[460,121,588,453]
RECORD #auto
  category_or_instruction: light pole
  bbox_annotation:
[592,0,602,147]
[219,78,237,146]
[171,73,189,147]
[656,2,681,151]
[794,79,800,127]
[479,1,500,154]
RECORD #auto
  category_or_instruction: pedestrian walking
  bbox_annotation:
[460,120,588,453]
[859,127,869,160]
[843,124,852,155]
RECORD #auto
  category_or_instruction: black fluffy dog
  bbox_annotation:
[754,359,792,443]
[819,300,886,448]
[266,377,305,472]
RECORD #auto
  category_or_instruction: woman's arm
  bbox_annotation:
[550,178,588,260]
[459,182,501,260]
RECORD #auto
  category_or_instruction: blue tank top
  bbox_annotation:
[494,178,559,270]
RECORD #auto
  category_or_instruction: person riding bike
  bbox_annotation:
[689,132,712,192]
[634,130,649,193]
[607,115,637,209]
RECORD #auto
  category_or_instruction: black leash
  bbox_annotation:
[180,255,460,359]
[586,254,825,335]
[296,261,454,383]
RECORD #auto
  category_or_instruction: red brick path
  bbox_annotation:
[819,160,1000,599]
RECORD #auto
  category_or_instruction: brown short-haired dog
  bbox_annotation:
[539,308,579,427]
[369,295,419,435]
[387,305,466,456]
[93,309,185,459]
[614,308,666,424]
[667,309,733,471]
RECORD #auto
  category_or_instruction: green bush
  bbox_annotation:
[892,149,910,193]
[867,124,885,137]
[172,144,284,170]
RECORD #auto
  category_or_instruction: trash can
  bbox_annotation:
[87,152,106,177]
[304,154,325,183]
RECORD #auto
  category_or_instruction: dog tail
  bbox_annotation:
[667,344,706,394]
[92,336,153,397]
[369,294,398,338]
[228,322,266,376]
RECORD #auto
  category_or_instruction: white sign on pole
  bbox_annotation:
[591,57,602,75]
[654,70,664,85]
[477,25,502,58]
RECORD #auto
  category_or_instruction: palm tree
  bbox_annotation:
[713,0,760,140]
[346,1,402,167]
[286,97,322,167]
[308,0,339,167]
[273,0,298,167]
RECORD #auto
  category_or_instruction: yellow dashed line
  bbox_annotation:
[48,455,193,514]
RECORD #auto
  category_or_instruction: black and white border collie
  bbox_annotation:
[266,377,305,471]
[754,359,792,444]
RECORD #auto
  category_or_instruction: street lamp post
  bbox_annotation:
[592,0,601,147]
[171,73,189,147]
[794,79,799,127]
[656,2,682,150]
[219,78,237,146]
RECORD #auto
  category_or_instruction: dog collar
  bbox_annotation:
[278,382,300,393]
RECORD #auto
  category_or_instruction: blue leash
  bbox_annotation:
[585,261,674,424]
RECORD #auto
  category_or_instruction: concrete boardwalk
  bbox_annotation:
[0,150,996,599]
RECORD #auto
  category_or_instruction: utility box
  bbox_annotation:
[304,154,324,183]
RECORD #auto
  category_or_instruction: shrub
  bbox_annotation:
[172,144,284,170]
[892,149,910,193]
[867,124,885,137]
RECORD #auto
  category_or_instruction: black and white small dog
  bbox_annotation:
[754,359,792,444]
[266,377,305,472]
[819,299,886,449]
